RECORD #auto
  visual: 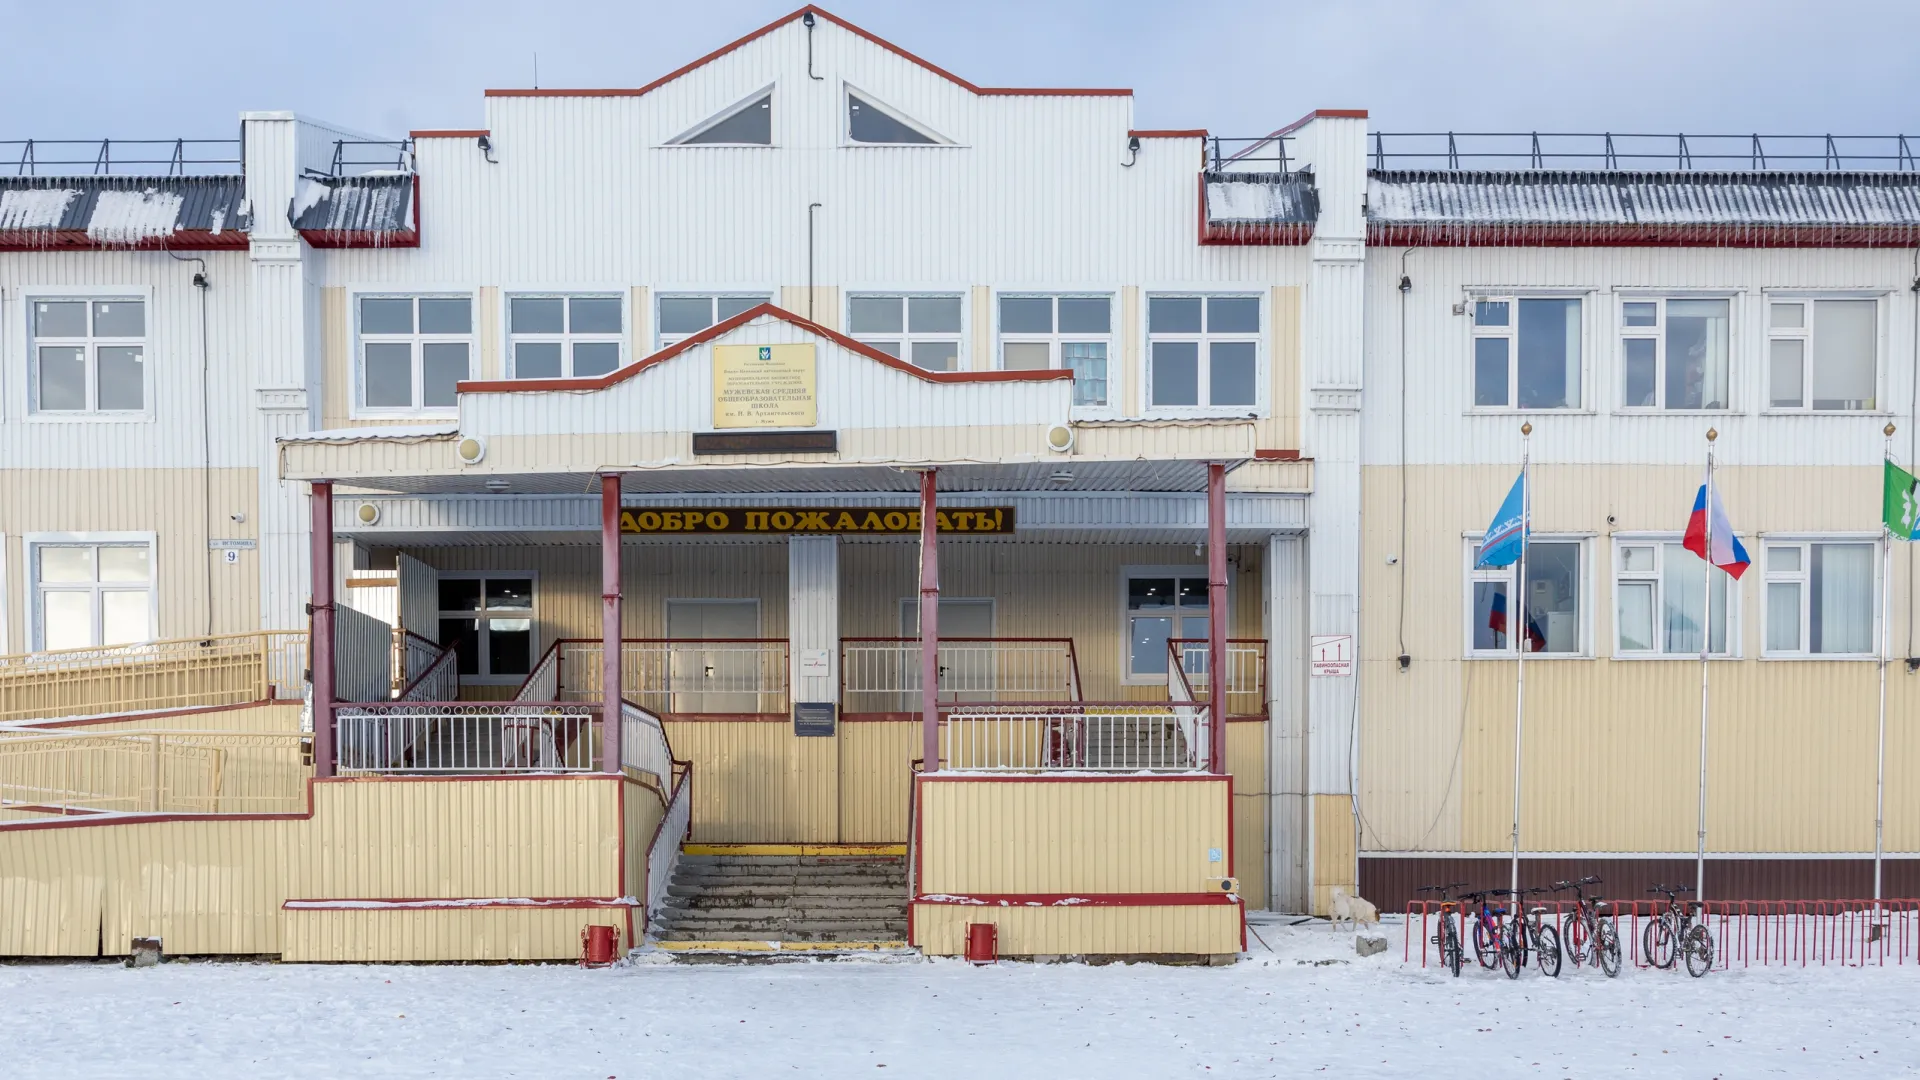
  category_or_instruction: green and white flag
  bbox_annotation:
[1888,459,1920,541]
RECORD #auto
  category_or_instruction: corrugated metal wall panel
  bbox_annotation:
[839,720,916,842]
[281,906,618,962]
[666,720,836,842]
[395,552,439,639]
[1224,722,1268,910]
[623,778,667,902]
[912,902,1240,957]
[788,536,838,704]
[917,777,1230,894]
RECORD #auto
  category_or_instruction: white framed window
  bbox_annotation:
[849,294,963,371]
[356,295,472,415]
[657,294,769,348]
[1619,297,1731,411]
[1766,297,1878,411]
[30,297,146,415]
[1464,537,1586,656]
[1146,295,1260,411]
[667,87,773,146]
[1470,296,1583,410]
[1613,538,1734,657]
[845,87,948,146]
[1123,567,1215,683]
[28,535,156,652]
[508,295,624,378]
[1762,539,1877,657]
[997,294,1112,407]
[437,574,535,683]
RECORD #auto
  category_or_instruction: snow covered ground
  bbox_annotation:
[3,917,1913,1079]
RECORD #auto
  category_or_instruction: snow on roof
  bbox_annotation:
[0,187,79,230]
[1200,170,1318,244]
[86,187,185,245]
[0,176,247,249]
[278,423,458,445]
[289,174,414,235]
[1367,170,1920,228]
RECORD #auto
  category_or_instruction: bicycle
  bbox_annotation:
[1645,884,1716,977]
[1416,882,1471,977]
[1552,876,1621,977]
[1515,888,1563,977]
[1460,890,1511,970]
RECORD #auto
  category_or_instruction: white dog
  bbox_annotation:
[1329,887,1379,932]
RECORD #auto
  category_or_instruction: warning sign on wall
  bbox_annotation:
[1310,635,1353,677]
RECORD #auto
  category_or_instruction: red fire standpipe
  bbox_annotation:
[309,481,335,779]
[1206,462,1228,775]
[600,474,624,774]
[918,469,941,772]
[581,923,619,967]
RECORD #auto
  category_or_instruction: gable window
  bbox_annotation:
[1762,540,1875,656]
[438,576,534,682]
[847,91,940,145]
[849,294,962,371]
[31,298,145,414]
[509,295,623,378]
[1614,539,1731,656]
[358,296,472,414]
[1125,571,1211,682]
[657,295,768,348]
[1147,295,1259,410]
[33,540,153,651]
[1767,298,1877,411]
[1471,297,1582,410]
[670,89,773,146]
[998,295,1111,406]
[1466,539,1584,656]
[1620,298,1729,410]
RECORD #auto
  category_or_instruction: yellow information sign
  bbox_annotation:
[712,344,817,428]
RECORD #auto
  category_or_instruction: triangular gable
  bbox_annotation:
[845,84,950,145]
[666,85,774,146]
[484,7,1130,101]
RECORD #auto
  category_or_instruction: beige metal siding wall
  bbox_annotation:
[842,720,916,842]
[1225,721,1268,909]
[913,904,1241,957]
[917,777,1231,893]
[623,777,668,902]
[0,469,262,648]
[281,907,619,962]
[1357,463,1915,857]
[1254,285,1301,451]
[666,720,836,842]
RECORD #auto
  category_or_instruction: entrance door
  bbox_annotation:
[900,598,995,702]
[666,599,761,714]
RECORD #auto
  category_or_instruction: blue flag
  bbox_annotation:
[1475,470,1528,568]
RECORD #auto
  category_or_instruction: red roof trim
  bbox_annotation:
[1252,448,1302,461]
[456,302,1073,394]
[0,230,248,253]
[1130,129,1207,138]
[410,129,489,139]
[484,6,1131,101]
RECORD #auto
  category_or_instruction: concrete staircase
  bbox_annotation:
[650,851,910,955]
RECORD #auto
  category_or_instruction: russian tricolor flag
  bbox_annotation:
[1683,472,1750,579]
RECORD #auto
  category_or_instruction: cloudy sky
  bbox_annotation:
[2,0,1916,144]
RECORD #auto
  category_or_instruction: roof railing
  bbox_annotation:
[4,138,242,177]
[1370,132,1919,173]
[1206,134,1297,174]
[304,139,415,180]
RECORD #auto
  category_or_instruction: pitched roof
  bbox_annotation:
[0,175,247,251]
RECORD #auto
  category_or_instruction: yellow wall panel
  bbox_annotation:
[282,905,624,962]
[917,777,1231,895]
[1224,721,1268,909]
[1312,793,1357,916]
[911,903,1240,957]
[839,721,916,843]
[623,778,669,903]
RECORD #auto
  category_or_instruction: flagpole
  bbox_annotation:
[1696,428,1717,902]
[1876,422,1897,911]
[1509,421,1532,901]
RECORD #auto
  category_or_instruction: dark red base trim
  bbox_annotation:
[0,230,248,252]
[284,897,637,910]
[1361,854,1920,910]
[912,892,1239,907]
[299,228,420,249]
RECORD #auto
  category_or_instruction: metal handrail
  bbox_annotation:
[1207,135,1297,173]
[309,139,415,179]
[1370,131,1919,172]
[3,138,242,177]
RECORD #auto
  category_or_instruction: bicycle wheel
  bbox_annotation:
[1562,911,1590,967]
[1684,924,1715,978]
[1440,916,1464,978]
[1500,920,1525,979]
[1533,922,1562,978]
[1646,915,1678,970]
[1473,918,1500,969]
[1596,918,1622,978]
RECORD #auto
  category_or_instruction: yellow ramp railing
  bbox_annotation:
[0,631,308,724]
[0,728,311,816]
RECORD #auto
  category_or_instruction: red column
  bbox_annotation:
[600,473,624,774]
[1206,462,1228,775]
[309,481,335,779]
[918,469,941,772]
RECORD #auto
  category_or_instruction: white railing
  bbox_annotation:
[1173,639,1268,717]
[940,704,1205,772]
[620,700,674,789]
[841,638,1080,713]
[516,642,561,703]
[0,630,310,723]
[559,640,789,715]
[646,765,693,929]
[0,728,310,816]
[334,605,394,704]
[397,643,458,703]
[333,702,600,773]
[395,630,441,697]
